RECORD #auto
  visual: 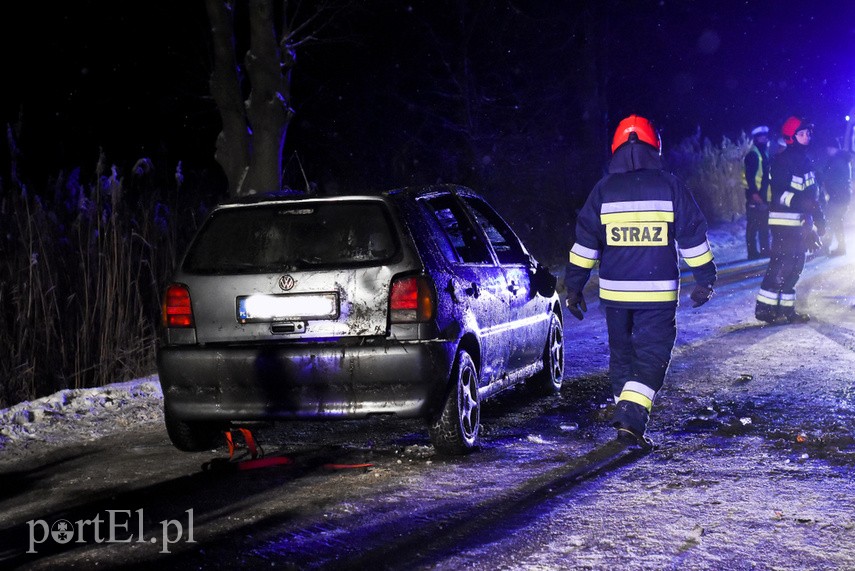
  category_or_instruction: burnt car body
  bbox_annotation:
[157,184,564,454]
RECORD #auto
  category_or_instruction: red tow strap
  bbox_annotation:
[225,427,259,460]
[213,427,373,472]
[322,463,374,470]
[217,427,291,471]
[236,456,293,470]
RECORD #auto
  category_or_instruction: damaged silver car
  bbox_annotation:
[157,184,564,455]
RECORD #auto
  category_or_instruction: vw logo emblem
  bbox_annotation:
[278,275,295,291]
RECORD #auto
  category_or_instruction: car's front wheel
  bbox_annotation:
[429,349,481,455]
[164,407,223,452]
[528,312,565,395]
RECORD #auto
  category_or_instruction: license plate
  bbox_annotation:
[237,293,339,323]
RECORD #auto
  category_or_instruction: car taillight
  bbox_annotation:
[163,283,194,328]
[389,275,435,323]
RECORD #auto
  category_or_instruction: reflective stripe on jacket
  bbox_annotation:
[769,144,824,232]
[564,145,716,309]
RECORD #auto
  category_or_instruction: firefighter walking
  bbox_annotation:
[755,116,825,324]
[820,142,852,256]
[563,115,717,448]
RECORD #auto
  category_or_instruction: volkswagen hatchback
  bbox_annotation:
[157,184,564,455]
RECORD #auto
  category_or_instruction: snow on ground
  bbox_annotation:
[705,217,747,265]
[0,219,750,455]
[0,377,165,453]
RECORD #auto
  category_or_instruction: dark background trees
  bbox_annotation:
[4,1,853,203]
[196,0,618,261]
[204,0,349,196]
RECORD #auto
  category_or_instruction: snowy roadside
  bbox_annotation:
[0,377,165,455]
[0,219,751,457]
[704,218,747,265]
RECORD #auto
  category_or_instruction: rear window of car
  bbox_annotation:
[182,201,398,274]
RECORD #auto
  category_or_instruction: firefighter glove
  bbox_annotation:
[805,230,823,253]
[565,290,587,320]
[807,205,826,236]
[690,284,714,308]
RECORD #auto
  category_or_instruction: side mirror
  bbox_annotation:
[530,262,557,298]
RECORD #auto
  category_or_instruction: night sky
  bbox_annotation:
[2,1,855,192]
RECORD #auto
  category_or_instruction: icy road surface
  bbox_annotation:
[1,222,854,570]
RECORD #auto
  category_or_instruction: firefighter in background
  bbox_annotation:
[820,141,852,256]
[563,115,717,448]
[755,116,825,324]
[743,125,772,259]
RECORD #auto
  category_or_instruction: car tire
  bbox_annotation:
[428,349,481,455]
[164,407,222,452]
[528,312,564,395]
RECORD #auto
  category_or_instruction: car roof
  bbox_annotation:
[213,184,481,209]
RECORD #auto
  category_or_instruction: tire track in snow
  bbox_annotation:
[327,441,648,570]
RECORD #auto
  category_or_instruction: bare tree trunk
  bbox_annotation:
[243,0,293,194]
[203,1,344,196]
[205,0,251,196]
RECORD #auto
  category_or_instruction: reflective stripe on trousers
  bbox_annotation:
[605,307,677,405]
[757,227,806,307]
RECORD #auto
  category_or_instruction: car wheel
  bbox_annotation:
[529,312,564,395]
[164,407,223,452]
[428,349,481,455]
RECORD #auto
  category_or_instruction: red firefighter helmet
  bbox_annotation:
[781,116,813,145]
[611,114,661,154]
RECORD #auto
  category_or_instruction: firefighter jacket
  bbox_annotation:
[743,143,770,203]
[821,149,852,207]
[769,143,826,233]
[564,143,716,309]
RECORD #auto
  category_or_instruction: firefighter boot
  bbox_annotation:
[612,400,654,450]
[754,303,779,324]
[616,425,655,450]
[782,308,810,324]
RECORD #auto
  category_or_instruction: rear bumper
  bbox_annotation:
[157,339,456,422]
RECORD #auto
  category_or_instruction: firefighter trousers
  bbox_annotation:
[605,306,677,434]
[745,203,770,258]
[756,227,806,316]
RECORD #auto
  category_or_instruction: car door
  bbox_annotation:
[460,196,549,371]
[420,193,512,386]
